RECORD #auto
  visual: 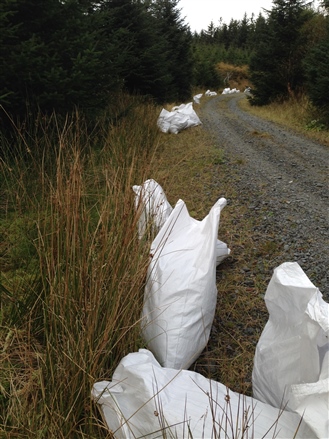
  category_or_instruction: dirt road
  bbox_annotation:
[201,93,329,298]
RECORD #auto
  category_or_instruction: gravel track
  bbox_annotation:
[201,93,329,299]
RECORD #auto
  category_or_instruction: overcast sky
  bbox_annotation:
[178,0,321,33]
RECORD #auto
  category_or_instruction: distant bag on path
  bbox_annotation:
[157,102,201,134]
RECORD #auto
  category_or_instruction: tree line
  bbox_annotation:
[0,0,328,125]
[0,0,193,122]
[194,0,328,122]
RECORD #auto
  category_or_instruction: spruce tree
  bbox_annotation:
[0,0,115,119]
[249,0,311,105]
[191,42,221,88]
[304,14,329,123]
[150,0,193,102]
[99,0,173,103]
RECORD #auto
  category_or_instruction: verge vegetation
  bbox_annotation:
[0,88,286,437]
[240,94,329,146]
[1,74,328,436]
[1,1,328,436]
[1,91,297,437]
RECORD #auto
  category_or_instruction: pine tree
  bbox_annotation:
[0,0,21,111]
[304,13,329,123]
[0,0,115,119]
[249,0,312,105]
[0,0,64,116]
[237,13,250,48]
[150,0,193,102]
[191,42,221,88]
[99,0,174,103]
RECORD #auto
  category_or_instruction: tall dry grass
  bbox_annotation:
[216,62,250,92]
[0,93,305,438]
[0,97,161,437]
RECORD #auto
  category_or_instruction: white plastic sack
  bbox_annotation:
[157,102,201,134]
[92,349,314,439]
[252,262,329,438]
[193,93,203,104]
[132,179,172,239]
[205,89,217,96]
[132,179,230,264]
[172,102,202,130]
[157,108,188,134]
[141,198,227,369]
[215,238,231,266]
[222,87,240,94]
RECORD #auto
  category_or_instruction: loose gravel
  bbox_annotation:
[200,93,329,300]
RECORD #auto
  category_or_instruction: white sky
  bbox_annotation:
[178,0,321,33]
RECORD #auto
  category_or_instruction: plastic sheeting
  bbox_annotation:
[132,179,230,265]
[157,102,202,134]
[141,197,226,369]
[92,349,314,439]
[252,262,329,438]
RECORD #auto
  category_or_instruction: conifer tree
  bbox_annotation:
[249,0,311,105]
[0,0,115,119]
[304,12,329,123]
[150,0,193,102]
[99,0,172,103]
[237,13,250,48]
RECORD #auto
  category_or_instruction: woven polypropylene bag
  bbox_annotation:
[141,197,226,369]
[92,349,313,439]
[252,262,329,438]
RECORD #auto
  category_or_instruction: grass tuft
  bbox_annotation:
[0,99,160,437]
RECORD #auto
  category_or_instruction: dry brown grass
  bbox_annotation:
[0,101,159,437]
[216,62,250,91]
[240,94,329,146]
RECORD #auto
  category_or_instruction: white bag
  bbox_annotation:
[157,108,189,134]
[141,197,227,369]
[132,179,172,239]
[252,262,329,438]
[133,179,230,264]
[193,93,203,104]
[157,102,201,134]
[222,87,240,94]
[216,238,231,265]
[92,349,313,439]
